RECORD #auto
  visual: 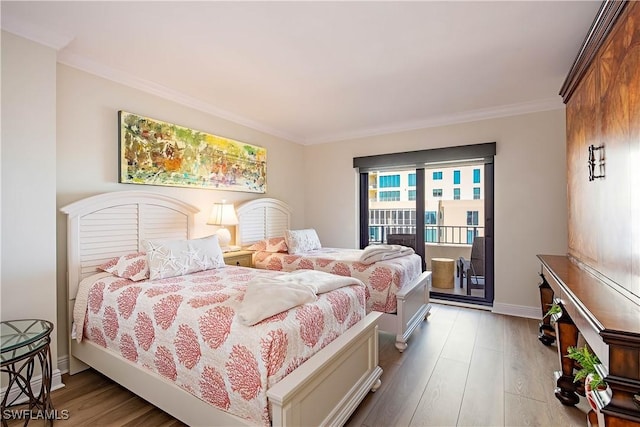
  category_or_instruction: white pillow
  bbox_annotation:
[284,229,322,254]
[143,235,225,280]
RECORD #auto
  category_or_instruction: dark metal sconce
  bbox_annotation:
[588,144,605,181]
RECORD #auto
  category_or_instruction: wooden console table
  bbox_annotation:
[537,255,640,425]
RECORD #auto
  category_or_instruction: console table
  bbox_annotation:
[1,319,54,426]
[537,255,640,426]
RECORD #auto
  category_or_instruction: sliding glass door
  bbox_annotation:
[355,143,495,306]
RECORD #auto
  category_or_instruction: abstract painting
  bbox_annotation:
[119,111,266,193]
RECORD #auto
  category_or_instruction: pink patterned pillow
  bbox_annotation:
[99,252,149,281]
[247,237,288,253]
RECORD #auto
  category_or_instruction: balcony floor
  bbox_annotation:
[428,268,485,298]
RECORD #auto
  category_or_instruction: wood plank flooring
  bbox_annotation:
[6,304,590,426]
[347,304,589,427]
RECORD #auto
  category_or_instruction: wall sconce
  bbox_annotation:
[207,201,239,250]
[588,144,605,181]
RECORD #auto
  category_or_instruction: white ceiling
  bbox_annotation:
[1,1,601,145]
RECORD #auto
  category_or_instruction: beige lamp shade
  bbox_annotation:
[207,202,239,226]
[207,202,238,248]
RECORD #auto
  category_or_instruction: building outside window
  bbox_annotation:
[473,187,481,200]
[408,173,416,186]
[453,170,460,185]
[380,175,400,188]
[467,210,479,225]
[467,210,479,243]
[379,190,400,201]
[433,171,443,180]
[425,211,437,242]
[408,190,416,201]
[473,168,481,184]
[453,188,460,200]
[433,188,443,197]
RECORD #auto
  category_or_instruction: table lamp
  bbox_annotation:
[207,201,239,251]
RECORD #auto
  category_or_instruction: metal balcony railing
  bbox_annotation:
[368,225,484,245]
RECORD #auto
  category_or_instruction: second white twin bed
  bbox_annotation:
[237,198,432,352]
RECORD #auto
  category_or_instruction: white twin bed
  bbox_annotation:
[236,198,432,352]
[62,191,382,426]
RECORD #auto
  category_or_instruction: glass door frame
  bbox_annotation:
[355,143,495,307]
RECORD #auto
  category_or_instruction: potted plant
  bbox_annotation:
[566,345,611,414]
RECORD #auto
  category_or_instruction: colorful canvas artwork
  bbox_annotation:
[119,111,266,193]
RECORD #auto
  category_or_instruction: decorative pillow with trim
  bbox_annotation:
[284,229,322,254]
[247,237,288,253]
[99,252,149,282]
[143,235,225,280]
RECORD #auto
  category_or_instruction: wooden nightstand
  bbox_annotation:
[223,250,253,267]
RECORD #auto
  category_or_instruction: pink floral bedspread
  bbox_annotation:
[253,248,422,313]
[79,266,366,425]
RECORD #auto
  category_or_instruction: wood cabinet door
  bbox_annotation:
[566,65,599,264]
[597,1,640,298]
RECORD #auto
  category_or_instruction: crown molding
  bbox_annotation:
[57,51,302,144]
[1,15,74,50]
[3,14,566,147]
[302,97,564,145]
[559,0,628,103]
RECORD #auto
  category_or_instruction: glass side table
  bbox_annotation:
[1,319,54,426]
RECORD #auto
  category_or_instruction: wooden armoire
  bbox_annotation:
[537,1,640,425]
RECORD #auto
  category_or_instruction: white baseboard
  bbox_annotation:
[492,302,541,319]
[52,370,65,391]
[430,299,542,320]
[430,298,493,311]
[0,369,65,405]
[58,354,69,375]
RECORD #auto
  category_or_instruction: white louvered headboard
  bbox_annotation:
[236,198,291,246]
[61,191,199,302]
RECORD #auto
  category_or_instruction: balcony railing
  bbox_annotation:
[368,225,484,245]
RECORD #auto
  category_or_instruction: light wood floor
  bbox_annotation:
[346,303,589,426]
[9,303,590,426]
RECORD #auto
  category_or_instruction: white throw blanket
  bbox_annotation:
[359,244,415,265]
[238,270,364,326]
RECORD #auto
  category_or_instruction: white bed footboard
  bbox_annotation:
[268,311,382,426]
[378,271,432,351]
[71,312,382,427]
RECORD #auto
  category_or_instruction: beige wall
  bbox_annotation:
[304,110,568,313]
[54,65,307,362]
[1,32,59,363]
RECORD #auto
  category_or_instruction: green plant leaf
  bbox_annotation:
[543,303,561,319]
[565,345,605,388]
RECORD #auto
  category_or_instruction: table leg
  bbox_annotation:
[1,341,54,426]
[538,273,556,345]
[554,303,580,406]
